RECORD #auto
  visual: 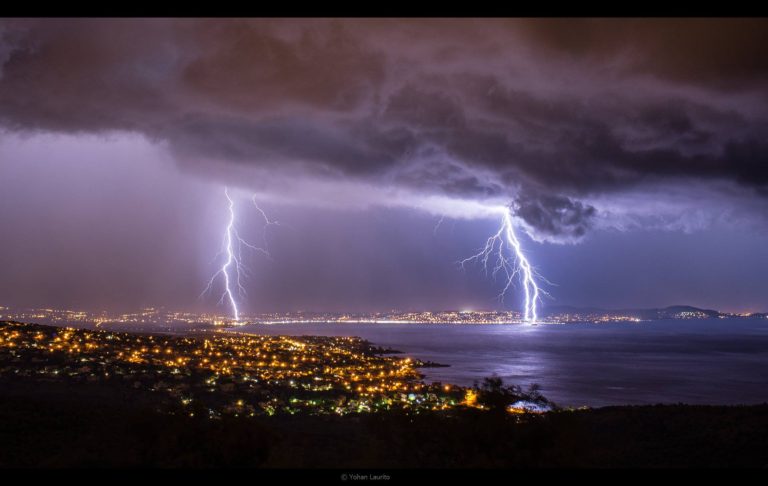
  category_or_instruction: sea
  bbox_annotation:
[231,318,768,408]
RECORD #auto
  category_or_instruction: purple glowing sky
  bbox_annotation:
[1,19,767,314]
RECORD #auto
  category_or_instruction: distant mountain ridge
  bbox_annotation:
[543,304,766,320]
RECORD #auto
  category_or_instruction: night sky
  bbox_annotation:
[1,19,767,314]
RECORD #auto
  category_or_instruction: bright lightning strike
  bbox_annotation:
[460,206,546,324]
[201,187,276,323]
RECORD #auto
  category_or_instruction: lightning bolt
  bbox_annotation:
[251,195,289,257]
[433,214,446,236]
[460,206,546,323]
[201,187,276,323]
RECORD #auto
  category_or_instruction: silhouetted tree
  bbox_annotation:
[474,375,554,414]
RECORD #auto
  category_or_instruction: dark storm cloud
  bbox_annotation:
[1,18,768,241]
[515,18,768,87]
[513,192,597,243]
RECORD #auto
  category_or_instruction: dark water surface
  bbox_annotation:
[233,319,768,407]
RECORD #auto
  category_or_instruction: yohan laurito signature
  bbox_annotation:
[341,473,391,481]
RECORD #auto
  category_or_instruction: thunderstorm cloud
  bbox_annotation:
[1,19,768,242]
[512,193,597,243]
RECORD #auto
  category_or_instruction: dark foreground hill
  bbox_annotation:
[0,377,767,468]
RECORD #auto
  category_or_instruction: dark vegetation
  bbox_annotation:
[474,375,554,413]
[1,376,767,468]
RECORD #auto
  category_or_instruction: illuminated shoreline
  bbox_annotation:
[0,320,469,417]
[2,305,763,332]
